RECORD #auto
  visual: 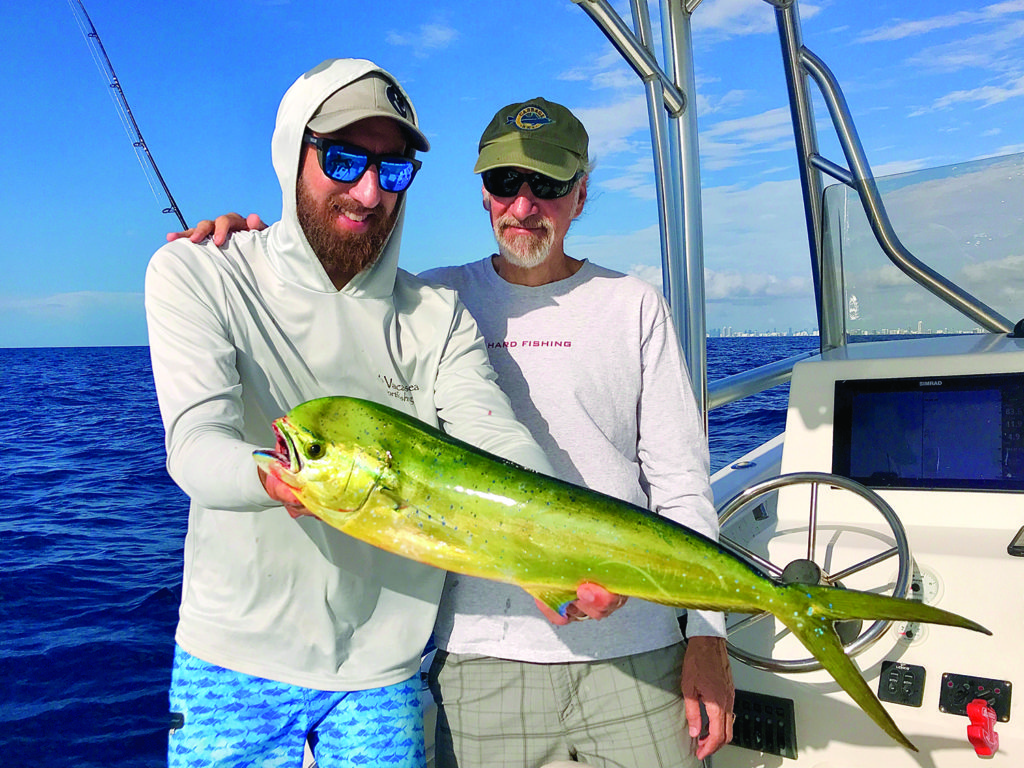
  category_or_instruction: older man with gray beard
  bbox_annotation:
[420,98,735,768]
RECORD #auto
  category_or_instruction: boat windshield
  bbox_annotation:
[822,152,1024,338]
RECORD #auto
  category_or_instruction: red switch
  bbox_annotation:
[967,698,999,758]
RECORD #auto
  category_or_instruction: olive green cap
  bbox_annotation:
[474,98,588,181]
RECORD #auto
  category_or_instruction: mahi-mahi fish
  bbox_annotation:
[254,395,989,751]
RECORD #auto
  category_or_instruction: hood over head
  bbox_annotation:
[268,58,427,296]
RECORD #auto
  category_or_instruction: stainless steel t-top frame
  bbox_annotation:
[572,0,1014,421]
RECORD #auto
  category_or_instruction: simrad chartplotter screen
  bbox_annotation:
[833,373,1024,491]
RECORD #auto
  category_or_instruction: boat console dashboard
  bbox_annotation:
[718,332,1024,767]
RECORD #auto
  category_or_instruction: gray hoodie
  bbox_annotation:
[145,58,551,690]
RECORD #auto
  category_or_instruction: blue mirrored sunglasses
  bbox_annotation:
[304,134,421,192]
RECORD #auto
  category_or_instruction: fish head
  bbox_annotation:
[253,398,394,525]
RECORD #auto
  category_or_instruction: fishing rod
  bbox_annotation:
[67,0,188,229]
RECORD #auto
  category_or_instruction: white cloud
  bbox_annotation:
[566,224,661,275]
[858,12,981,43]
[857,2,1024,43]
[704,107,793,145]
[694,0,822,40]
[705,269,811,301]
[0,291,143,317]
[564,175,817,329]
[569,175,812,298]
[628,263,663,288]
[698,89,749,118]
[696,0,777,37]
[953,253,1024,316]
[929,74,1024,110]
[910,20,1024,74]
[557,48,637,92]
[572,240,812,302]
[0,292,147,347]
[594,155,658,200]
[386,22,459,55]
[699,107,795,170]
[700,178,810,274]
[571,94,653,158]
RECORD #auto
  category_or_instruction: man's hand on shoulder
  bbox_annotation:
[166,213,268,247]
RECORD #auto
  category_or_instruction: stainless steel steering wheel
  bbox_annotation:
[716,471,912,673]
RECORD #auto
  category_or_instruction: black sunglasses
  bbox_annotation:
[303,134,421,192]
[481,167,580,200]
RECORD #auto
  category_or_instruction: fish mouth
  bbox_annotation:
[253,418,301,474]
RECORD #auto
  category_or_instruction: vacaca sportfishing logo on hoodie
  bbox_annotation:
[378,374,419,403]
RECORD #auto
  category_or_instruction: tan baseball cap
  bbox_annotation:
[474,98,588,181]
[307,72,429,151]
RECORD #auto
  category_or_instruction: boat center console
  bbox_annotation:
[717,332,1024,767]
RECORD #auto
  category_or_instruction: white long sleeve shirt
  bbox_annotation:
[421,257,725,663]
[145,60,551,691]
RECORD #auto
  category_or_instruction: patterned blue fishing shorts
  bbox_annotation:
[168,645,425,768]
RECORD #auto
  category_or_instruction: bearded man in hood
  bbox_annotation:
[145,58,555,768]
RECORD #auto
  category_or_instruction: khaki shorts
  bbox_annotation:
[427,643,697,768]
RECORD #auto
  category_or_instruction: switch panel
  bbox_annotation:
[939,673,1012,722]
[878,660,926,707]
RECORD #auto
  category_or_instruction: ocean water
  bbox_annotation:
[0,336,817,766]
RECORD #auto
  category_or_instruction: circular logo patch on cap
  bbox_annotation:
[506,106,554,131]
[386,85,409,118]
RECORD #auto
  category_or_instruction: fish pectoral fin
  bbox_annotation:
[527,587,581,618]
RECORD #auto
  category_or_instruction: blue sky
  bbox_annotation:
[4,0,1024,347]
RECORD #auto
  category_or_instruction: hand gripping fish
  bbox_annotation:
[254,396,989,751]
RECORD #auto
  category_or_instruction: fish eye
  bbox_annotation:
[306,443,325,459]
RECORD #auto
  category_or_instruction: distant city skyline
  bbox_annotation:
[709,325,986,338]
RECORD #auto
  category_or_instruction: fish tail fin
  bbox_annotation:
[798,583,990,635]
[770,584,989,751]
[775,607,919,752]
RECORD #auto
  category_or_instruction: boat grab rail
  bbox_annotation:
[707,349,818,411]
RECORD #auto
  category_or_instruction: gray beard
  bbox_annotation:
[296,181,399,285]
[493,213,555,268]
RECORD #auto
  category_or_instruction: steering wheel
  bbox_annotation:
[715,471,912,672]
